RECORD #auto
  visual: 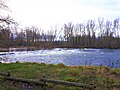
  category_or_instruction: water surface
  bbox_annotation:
[0,48,120,68]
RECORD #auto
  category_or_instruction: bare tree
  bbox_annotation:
[113,18,119,37]
[0,0,8,10]
[63,22,74,47]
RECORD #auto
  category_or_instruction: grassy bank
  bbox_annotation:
[0,63,119,90]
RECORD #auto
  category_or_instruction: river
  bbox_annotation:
[0,48,120,68]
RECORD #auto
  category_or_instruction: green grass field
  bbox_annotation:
[0,62,119,90]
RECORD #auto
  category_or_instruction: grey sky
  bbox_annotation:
[6,0,120,29]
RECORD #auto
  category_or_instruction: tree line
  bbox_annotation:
[0,17,120,49]
[63,18,120,48]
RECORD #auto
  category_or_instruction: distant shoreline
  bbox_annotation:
[1,47,120,52]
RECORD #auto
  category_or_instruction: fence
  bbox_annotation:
[0,72,95,90]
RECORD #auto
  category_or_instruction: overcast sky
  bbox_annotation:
[6,0,120,30]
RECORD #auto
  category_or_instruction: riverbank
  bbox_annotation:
[0,48,9,52]
[1,46,120,52]
[0,47,38,52]
[0,63,119,90]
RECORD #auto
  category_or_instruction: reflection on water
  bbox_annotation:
[0,48,120,68]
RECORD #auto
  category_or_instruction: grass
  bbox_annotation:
[0,62,119,90]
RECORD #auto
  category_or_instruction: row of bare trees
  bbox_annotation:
[0,17,120,48]
[63,18,120,48]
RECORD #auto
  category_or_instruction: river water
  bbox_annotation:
[0,48,120,68]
